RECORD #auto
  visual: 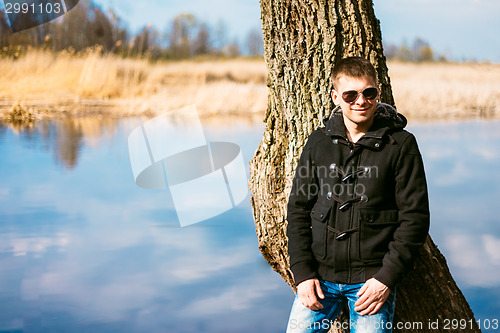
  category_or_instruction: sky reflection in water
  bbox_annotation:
[0,117,499,332]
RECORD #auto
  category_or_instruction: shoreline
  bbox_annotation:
[1,51,499,123]
[2,96,499,125]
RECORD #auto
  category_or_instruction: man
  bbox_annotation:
[286,57,430,333]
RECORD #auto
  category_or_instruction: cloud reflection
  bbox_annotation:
[0,233,70,257]
[411,120,500,292]
[444,233,500,287]
[0,118,291,332]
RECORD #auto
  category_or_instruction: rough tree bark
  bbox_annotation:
[248,0,481,332]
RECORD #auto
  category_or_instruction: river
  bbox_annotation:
[0,116,499,332]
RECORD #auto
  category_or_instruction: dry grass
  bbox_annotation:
[1,50,499,121]
[0,49,268,119]
[387,61,500,119]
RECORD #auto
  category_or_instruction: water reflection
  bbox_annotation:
[0,116,292,333]
[409,120,500,324]
[0,117,122,169]
[0,117,499,332]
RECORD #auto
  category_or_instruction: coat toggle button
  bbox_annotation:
[336,232,349,241]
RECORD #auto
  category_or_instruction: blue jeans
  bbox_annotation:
[286,279,396,333]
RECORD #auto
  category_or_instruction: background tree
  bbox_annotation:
[0,1,246,59]
[246,28,264,56]
[192,23,210,56]
[91,6,114,51]
[0,0,121,53]
[249,0,480,332]
[105,8,128,54]
[384,38,438,62]
[412,38,434,62]
[214,19,227,56]
[128,25,162,58]
[169,13,197,58]
[50,0,114,52]
[0,12,10,47]
[222,37,240,58]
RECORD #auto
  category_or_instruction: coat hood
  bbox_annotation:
[322,103,407,140]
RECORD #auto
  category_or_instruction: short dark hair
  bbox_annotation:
[331,57,378,90]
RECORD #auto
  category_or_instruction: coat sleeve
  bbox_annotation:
[373,133,430,289]
[286,134,320,286]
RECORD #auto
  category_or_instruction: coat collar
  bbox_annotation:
[322,103,407,148]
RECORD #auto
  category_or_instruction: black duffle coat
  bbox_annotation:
[286,103,430,289]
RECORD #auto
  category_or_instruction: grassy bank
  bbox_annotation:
[1,50,499,121]
[0,50,268,121]
[387,61,500,119]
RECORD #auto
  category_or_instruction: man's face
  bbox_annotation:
[331,75,379,130]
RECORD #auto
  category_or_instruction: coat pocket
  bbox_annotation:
[359,209,400,261]
[310,202,331,260]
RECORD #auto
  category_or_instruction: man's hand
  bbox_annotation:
[354,278,390,316]
[297,278,325,311]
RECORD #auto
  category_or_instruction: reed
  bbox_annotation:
[1,50,499,120]
[387,61,500,119]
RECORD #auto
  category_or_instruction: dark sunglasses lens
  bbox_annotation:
[362,87,378,100]
[342,91,358,103]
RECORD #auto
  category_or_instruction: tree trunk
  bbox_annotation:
[249,0,480,332]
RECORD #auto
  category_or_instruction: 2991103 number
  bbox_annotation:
[5,2,62,15]
[443,318,499,330]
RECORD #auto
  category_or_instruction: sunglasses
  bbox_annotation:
[341,87,378,103]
